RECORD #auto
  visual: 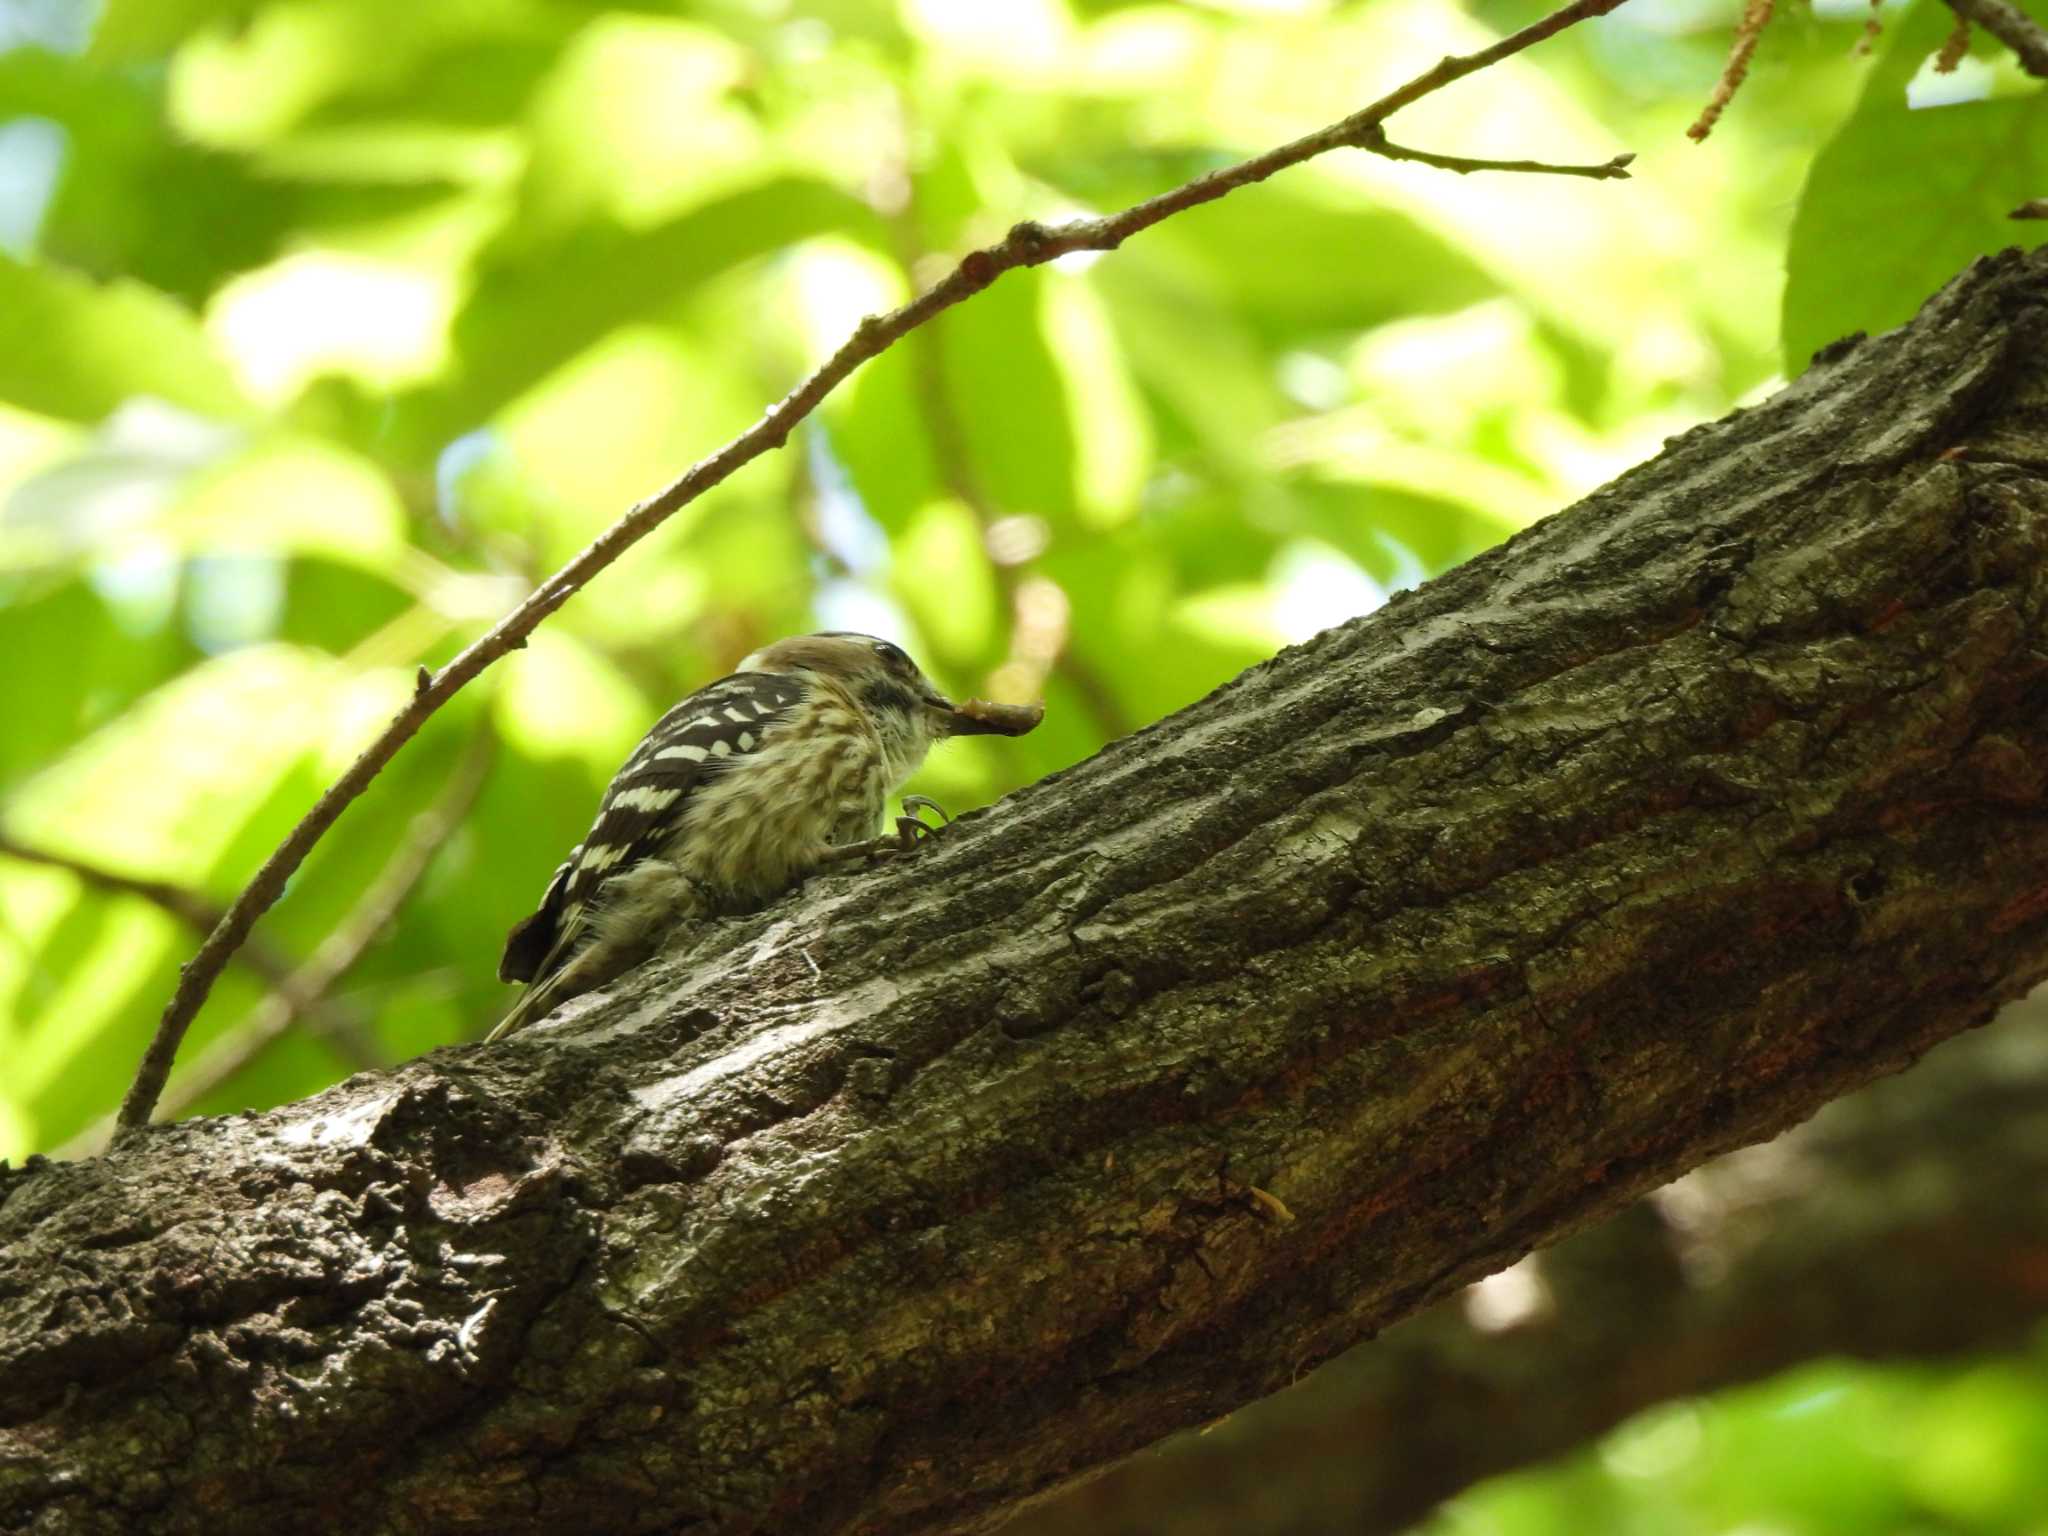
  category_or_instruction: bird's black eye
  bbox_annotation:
[873,640,909,670]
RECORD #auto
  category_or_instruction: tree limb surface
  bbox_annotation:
[1010,1001,2048,1536]
[7,248,2048,1536]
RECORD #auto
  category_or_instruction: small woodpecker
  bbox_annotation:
[490,632,1039,1040]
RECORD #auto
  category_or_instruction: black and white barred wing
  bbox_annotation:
[497,670,804,986]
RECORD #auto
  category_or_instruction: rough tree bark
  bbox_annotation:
[4,248,2048,1536]
[1013,996,2048,1536]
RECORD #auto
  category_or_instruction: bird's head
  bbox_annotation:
[737,632,1030,738]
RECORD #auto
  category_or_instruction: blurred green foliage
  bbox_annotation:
[1784,0,2048,369]
[1436,1346,2048,1536]
[0,0,2038,1150]
[0,0,2031,1128]
[2,0,2046,1528]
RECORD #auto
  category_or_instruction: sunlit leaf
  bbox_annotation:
[1093,254,1290,494]
[494,627,651,774]
[522,15,761,233]
[498,326,757,551]
[0,48,297,303]
[934,270,1083,523]
[828,345,946,536]
[207,251,457,406]
[1119,183,1500,345]
[1784,0,2048,371]
[1042,271,1152,526]
[1904,1363,2048,1525]
[5,644,339,882]
[88,0,263,63]
[0,577,198,794]
[0,254,248,423]
[5,900,177,1110]
[398,177,883,459]
[893,498,999,660]
[175,435,410,568]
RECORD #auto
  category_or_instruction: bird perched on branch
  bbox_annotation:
[490,631,1042,1041]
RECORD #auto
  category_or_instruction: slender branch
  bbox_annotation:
[1360,125,1635,179]
[0,833,383,1068]
[1942,0,2048,76]
[116,0,1636,1130]
[111,725,497,1146]
[0,834,231,932]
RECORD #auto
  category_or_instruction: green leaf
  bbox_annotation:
[1106,178,1499,346]
[0,255,248,422]
[1093,254,1292,496]
[1783,0,2048,372]
[0,577,198,796]
[392,177,882,458]
[934,269,1084,525]
[1295,479,1517,583]
[5,645,341,883]
[276,557,413,653]
[0,50,299,304]
[826,345,945,535]
[88,0,264,62]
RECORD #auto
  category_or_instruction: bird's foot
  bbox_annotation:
[821,798,953,867]
[879,795,951,853]
[898,794,951,841]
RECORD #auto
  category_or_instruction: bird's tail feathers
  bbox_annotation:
[486,977,557,1042]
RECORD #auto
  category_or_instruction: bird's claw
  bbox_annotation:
[901,794,951,827]
[895,795,951,849]
[827,797,953,866]
[887,816,931,851]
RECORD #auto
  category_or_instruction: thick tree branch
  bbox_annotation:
[118,0,1635,1128]
[13,248,2048,1536]
[1012,1000,2048,1536]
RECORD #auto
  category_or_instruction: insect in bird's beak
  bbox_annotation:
[930,695,1047,738]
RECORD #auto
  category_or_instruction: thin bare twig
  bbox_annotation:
[117,0,1635,1130]
[1942,0,2048,76]
[0,833,383,1069]
[1358,125,1635,180]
